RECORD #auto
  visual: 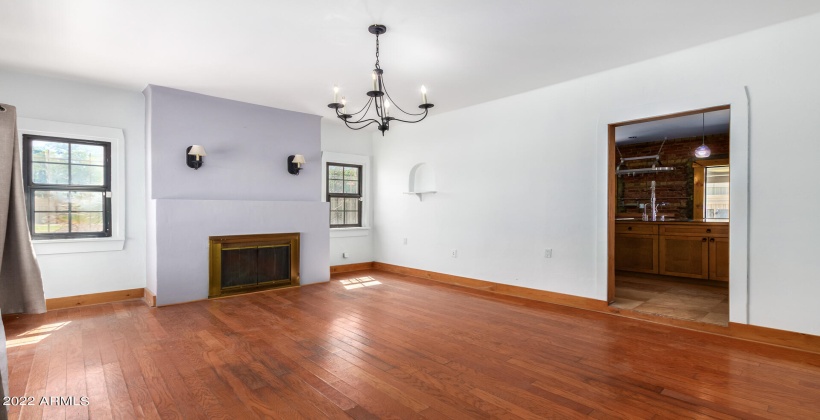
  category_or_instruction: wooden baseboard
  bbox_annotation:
[143,288,156,307]
[330,261,375,274]
[373,262,609,312]
[372,262,820,354]
[46,288,145,311]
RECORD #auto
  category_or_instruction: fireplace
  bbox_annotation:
[208,233,300,298]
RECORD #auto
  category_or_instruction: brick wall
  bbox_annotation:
[615,134,729,219]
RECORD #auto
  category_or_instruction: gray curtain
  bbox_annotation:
[0,103,47,417]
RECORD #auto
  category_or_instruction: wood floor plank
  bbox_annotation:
[4,270,820,418]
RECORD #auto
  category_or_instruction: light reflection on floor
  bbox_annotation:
[339,276,382,290]
[6,321,71,348]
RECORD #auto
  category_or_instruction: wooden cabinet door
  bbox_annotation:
[709,237,730,282]
[659,235,709,279]
[615,234,658,274]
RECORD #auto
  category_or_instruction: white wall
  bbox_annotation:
[373,13,820,336]
[0,69,146,298]
[321,119,374,266]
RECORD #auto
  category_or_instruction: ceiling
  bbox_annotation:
[615,109,731,145]
[2,1,820,123]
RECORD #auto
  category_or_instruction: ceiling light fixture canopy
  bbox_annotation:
[327,24,434,136]
[694,112,712,158]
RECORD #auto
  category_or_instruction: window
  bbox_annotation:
[704,166,729,219]
[23,135,112,238]
[327,162,362,228]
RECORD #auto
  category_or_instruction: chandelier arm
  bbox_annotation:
[386,108,429,124]
[348,98,375,123]
[343,119,381,130]
[345,97,373,116]
[382,81,426,116]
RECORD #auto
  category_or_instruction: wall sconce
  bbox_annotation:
[186,145,207,170]
[288,154,305,175]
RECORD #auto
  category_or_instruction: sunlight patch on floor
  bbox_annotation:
[18,321,71,336]
[7,334,50,348]
[340,276,382,290]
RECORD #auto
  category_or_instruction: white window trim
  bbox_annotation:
[322,152,371,238]
[18,118,125,254]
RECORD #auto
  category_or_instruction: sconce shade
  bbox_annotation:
[187,145,207,156]
[288,154,306,175]
[186,145,206,170]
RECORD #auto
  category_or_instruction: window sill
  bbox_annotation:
[33,237,125,255]
[330,227,371,238]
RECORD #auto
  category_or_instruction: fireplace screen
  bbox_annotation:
[209,233,300,298]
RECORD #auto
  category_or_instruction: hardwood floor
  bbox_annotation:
[612,272,730,326]
[4,270,820,419]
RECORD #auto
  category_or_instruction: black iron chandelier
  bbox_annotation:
[327,24,434,136]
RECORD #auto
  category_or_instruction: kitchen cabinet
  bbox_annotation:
[616,221,729,282]
[615,223,658,274]
[659,235,709,279]
[709,236,730,282]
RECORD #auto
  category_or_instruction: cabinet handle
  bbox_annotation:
[706,228,712,233]
[627,226,632,231]
[710,238,715,243]
[702,238,707,242]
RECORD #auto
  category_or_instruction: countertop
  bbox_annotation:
[615,219,729,225]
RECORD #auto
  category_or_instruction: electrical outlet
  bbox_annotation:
[342,252,349,258]
[451,249,458,258]
[403,237,408,245]
[545,248,553,258]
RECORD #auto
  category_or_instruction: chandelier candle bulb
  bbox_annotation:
[372,72,377,91]
[333,85,339,103]
[421,85,428,104]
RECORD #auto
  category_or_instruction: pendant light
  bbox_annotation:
[694,112,711,158]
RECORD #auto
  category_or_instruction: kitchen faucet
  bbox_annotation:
[643,180,667,221]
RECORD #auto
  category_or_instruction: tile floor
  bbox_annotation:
[611,272,729,326]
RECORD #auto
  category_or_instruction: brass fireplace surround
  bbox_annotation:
[208,232,300,298]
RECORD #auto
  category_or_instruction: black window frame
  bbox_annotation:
[326,162,363,228]
[22,134,112,239]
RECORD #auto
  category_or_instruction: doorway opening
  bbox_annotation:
[607,105,731,326]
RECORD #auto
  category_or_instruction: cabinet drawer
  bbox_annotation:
[659,224,728,237]
[615,224,658,235]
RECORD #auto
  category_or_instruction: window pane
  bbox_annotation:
[345,198,358,210]
[71,143,105,165]
[71,212,104,233]
[329,180,343,194]
[345,211,359,225]
[329,166,344,180]
[31,141,69,163]
[34,212,69,233]
[32,163,69,184]
[330,197,344,211]
[70,165,105,186]
[34,191,69,212]
[343,167,358,180]
[704,166,729,219]
[71,191,104,211]
[330,211,344,225]
[344,180,358,194]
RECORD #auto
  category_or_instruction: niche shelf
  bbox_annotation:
[405,162,436,201]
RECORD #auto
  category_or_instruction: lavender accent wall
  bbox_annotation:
[144,85,328,305]
[145,85,321,200]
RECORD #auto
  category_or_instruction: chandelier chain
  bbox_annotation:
[375,34,381,69]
